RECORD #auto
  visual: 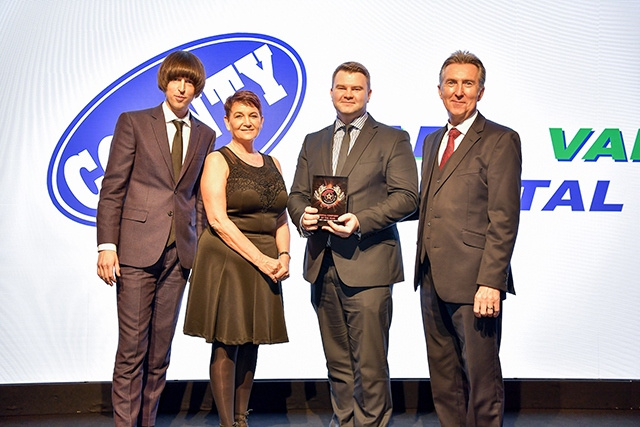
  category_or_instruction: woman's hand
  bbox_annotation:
[257,255,289,282]
[275,253,290,281]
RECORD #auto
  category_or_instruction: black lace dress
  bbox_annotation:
[183,146,288,345]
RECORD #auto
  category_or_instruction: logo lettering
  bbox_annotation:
[48,33,306,226]
[551,128,640,161]
[521,179,623,212]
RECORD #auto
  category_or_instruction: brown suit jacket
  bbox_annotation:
[97,104,216,269]
[288,115,419,287]
[414,112,521,303]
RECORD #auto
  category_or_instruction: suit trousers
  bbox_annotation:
[311,250,393,427]
[420,270,504,427]
[112,244,189,427]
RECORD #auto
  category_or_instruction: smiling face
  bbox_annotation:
[331,70,371,124]
[438,63,485,126]
[164,77,196,118]
[223,101,264,144]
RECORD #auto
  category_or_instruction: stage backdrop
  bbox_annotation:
[1,0,639,383]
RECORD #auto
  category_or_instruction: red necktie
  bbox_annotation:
[440,127,461,169]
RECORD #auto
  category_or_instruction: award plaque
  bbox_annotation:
[312,175,348,226]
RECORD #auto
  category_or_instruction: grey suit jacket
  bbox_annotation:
[97,104,216,269]
[288,115,419,288]
[414,112,521,303]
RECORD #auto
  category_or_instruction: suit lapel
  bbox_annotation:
[421,126,446,200]
[339,116,376,176]
[417,128,444,265]
[436,113,486,191]
[179,116,201,182]
[320,125,334,176]
[150,104,174,181]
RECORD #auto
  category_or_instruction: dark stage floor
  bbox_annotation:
[1,409,640,426]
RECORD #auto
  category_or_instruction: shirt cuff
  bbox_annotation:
[299,216,313,238]
[98,243,117,252]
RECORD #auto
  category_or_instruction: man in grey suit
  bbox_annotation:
[415,51,521,427]
[96,51,216,427]
[288,61,419,427]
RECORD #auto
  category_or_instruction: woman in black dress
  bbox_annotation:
[184,90,290,427]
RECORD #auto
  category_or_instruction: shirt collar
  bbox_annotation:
[162,101,191,127]
[448,110,478,136]
[334,112,368,133]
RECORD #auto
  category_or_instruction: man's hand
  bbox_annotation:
[301,206,320,232]
[97,250,120,286]
[473,285,501,318]
[323,213,360,238]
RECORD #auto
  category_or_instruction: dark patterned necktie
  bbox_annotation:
[171,120,184,180]
[167,120,184,246]
[336,125,352,175]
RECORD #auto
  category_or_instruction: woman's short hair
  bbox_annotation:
[224,90,263,117]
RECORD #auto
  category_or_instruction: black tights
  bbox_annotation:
[210,342,258,427]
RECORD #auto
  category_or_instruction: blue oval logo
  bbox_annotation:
[47,33,307,226]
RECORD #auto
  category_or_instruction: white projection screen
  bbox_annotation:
[1,0,639,384]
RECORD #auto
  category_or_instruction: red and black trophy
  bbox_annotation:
[312,175,348,227]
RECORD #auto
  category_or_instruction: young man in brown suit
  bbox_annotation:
[96,51,216,427]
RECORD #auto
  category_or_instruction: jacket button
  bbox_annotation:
[168,211,173,217]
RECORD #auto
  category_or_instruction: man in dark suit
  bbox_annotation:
[96,51,216,427]
[415,51,521,427]
[288,61,419,427]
